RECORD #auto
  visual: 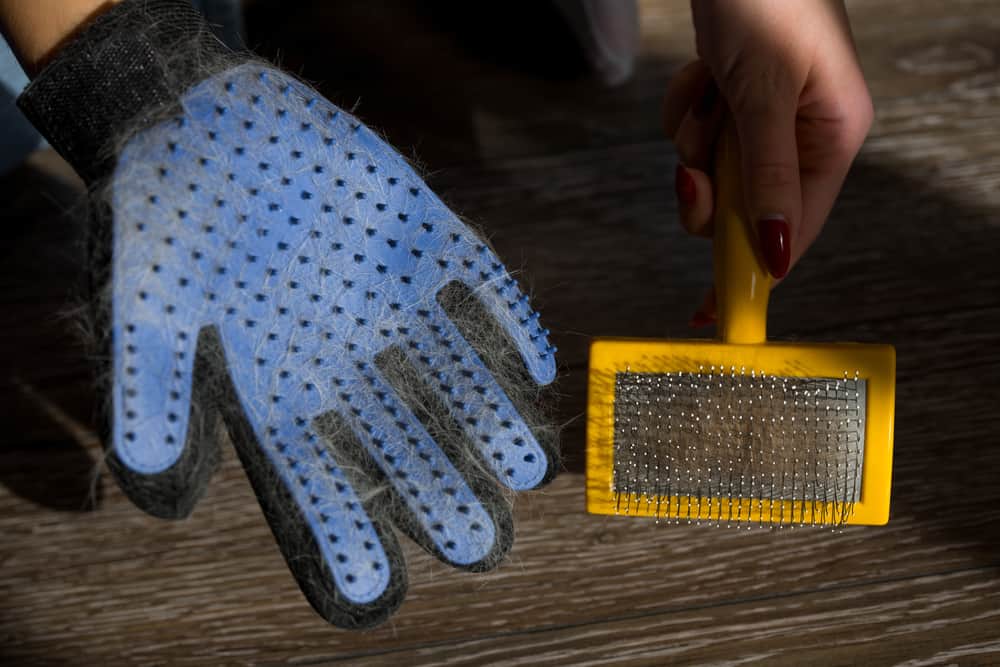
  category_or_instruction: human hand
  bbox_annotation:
[106,64,557,629]
[664,0,874,323]
[18,0,557,629]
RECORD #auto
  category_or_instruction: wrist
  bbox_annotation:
[16,0,233,182]
[0,0,122,76]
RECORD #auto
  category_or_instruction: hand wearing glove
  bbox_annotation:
[15,0,557,628]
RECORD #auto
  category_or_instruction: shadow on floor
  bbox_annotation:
[0,160,100,512]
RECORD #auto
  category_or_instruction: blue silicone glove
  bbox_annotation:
[18,0,556,628]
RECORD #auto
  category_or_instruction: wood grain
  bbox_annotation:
[2,1,999,665]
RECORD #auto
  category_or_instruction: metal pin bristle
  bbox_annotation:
[611,369,866,528]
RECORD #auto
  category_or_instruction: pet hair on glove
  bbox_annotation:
[18,0,558,629]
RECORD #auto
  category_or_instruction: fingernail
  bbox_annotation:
[757,215,791,279]
[689,310,715,328]
[693,78,718,120]
[675,164,696,208]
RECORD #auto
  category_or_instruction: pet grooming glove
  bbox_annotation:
[18,0,556,628]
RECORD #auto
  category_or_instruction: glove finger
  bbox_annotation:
[312,121,557,388]
[436,231,556,387]
[105,157,228,518]
[321,362,512,570]
[401,303,553,491]
[214,350,406,629]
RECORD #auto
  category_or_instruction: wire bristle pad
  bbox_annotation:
[611,366,866,528]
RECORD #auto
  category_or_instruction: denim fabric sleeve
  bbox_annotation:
[0,38,44,175]
[0,0,241,176]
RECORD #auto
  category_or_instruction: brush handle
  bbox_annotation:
[713,122,773,345]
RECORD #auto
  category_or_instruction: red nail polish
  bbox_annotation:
[757,216,790,279]
[689,311,715,328]
[675,165,696,208]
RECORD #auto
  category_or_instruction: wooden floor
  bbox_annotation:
[2,1,999,664]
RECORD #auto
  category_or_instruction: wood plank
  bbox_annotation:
[338,566,1000,666]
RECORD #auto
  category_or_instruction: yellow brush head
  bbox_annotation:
[586,339,895,526]
[585,126,896,527]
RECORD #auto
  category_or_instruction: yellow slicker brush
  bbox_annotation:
[586,125,896,527]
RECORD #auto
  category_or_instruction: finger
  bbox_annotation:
[676,164,715,238]
[402,304,553,491]
[324,171,557,388]
[689,287,717,328]
[668,71,723,237]
[330,124,556,387]
[794,94,874,269]
[672,79,725,170]
[731,96,802,280]
[441,229,556,386]
[224,396,406,629]
[106,156,223,518]
[111,309,198,475]
[326,362,510,569]
[794,151,852,272]
[663,59,709,139]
